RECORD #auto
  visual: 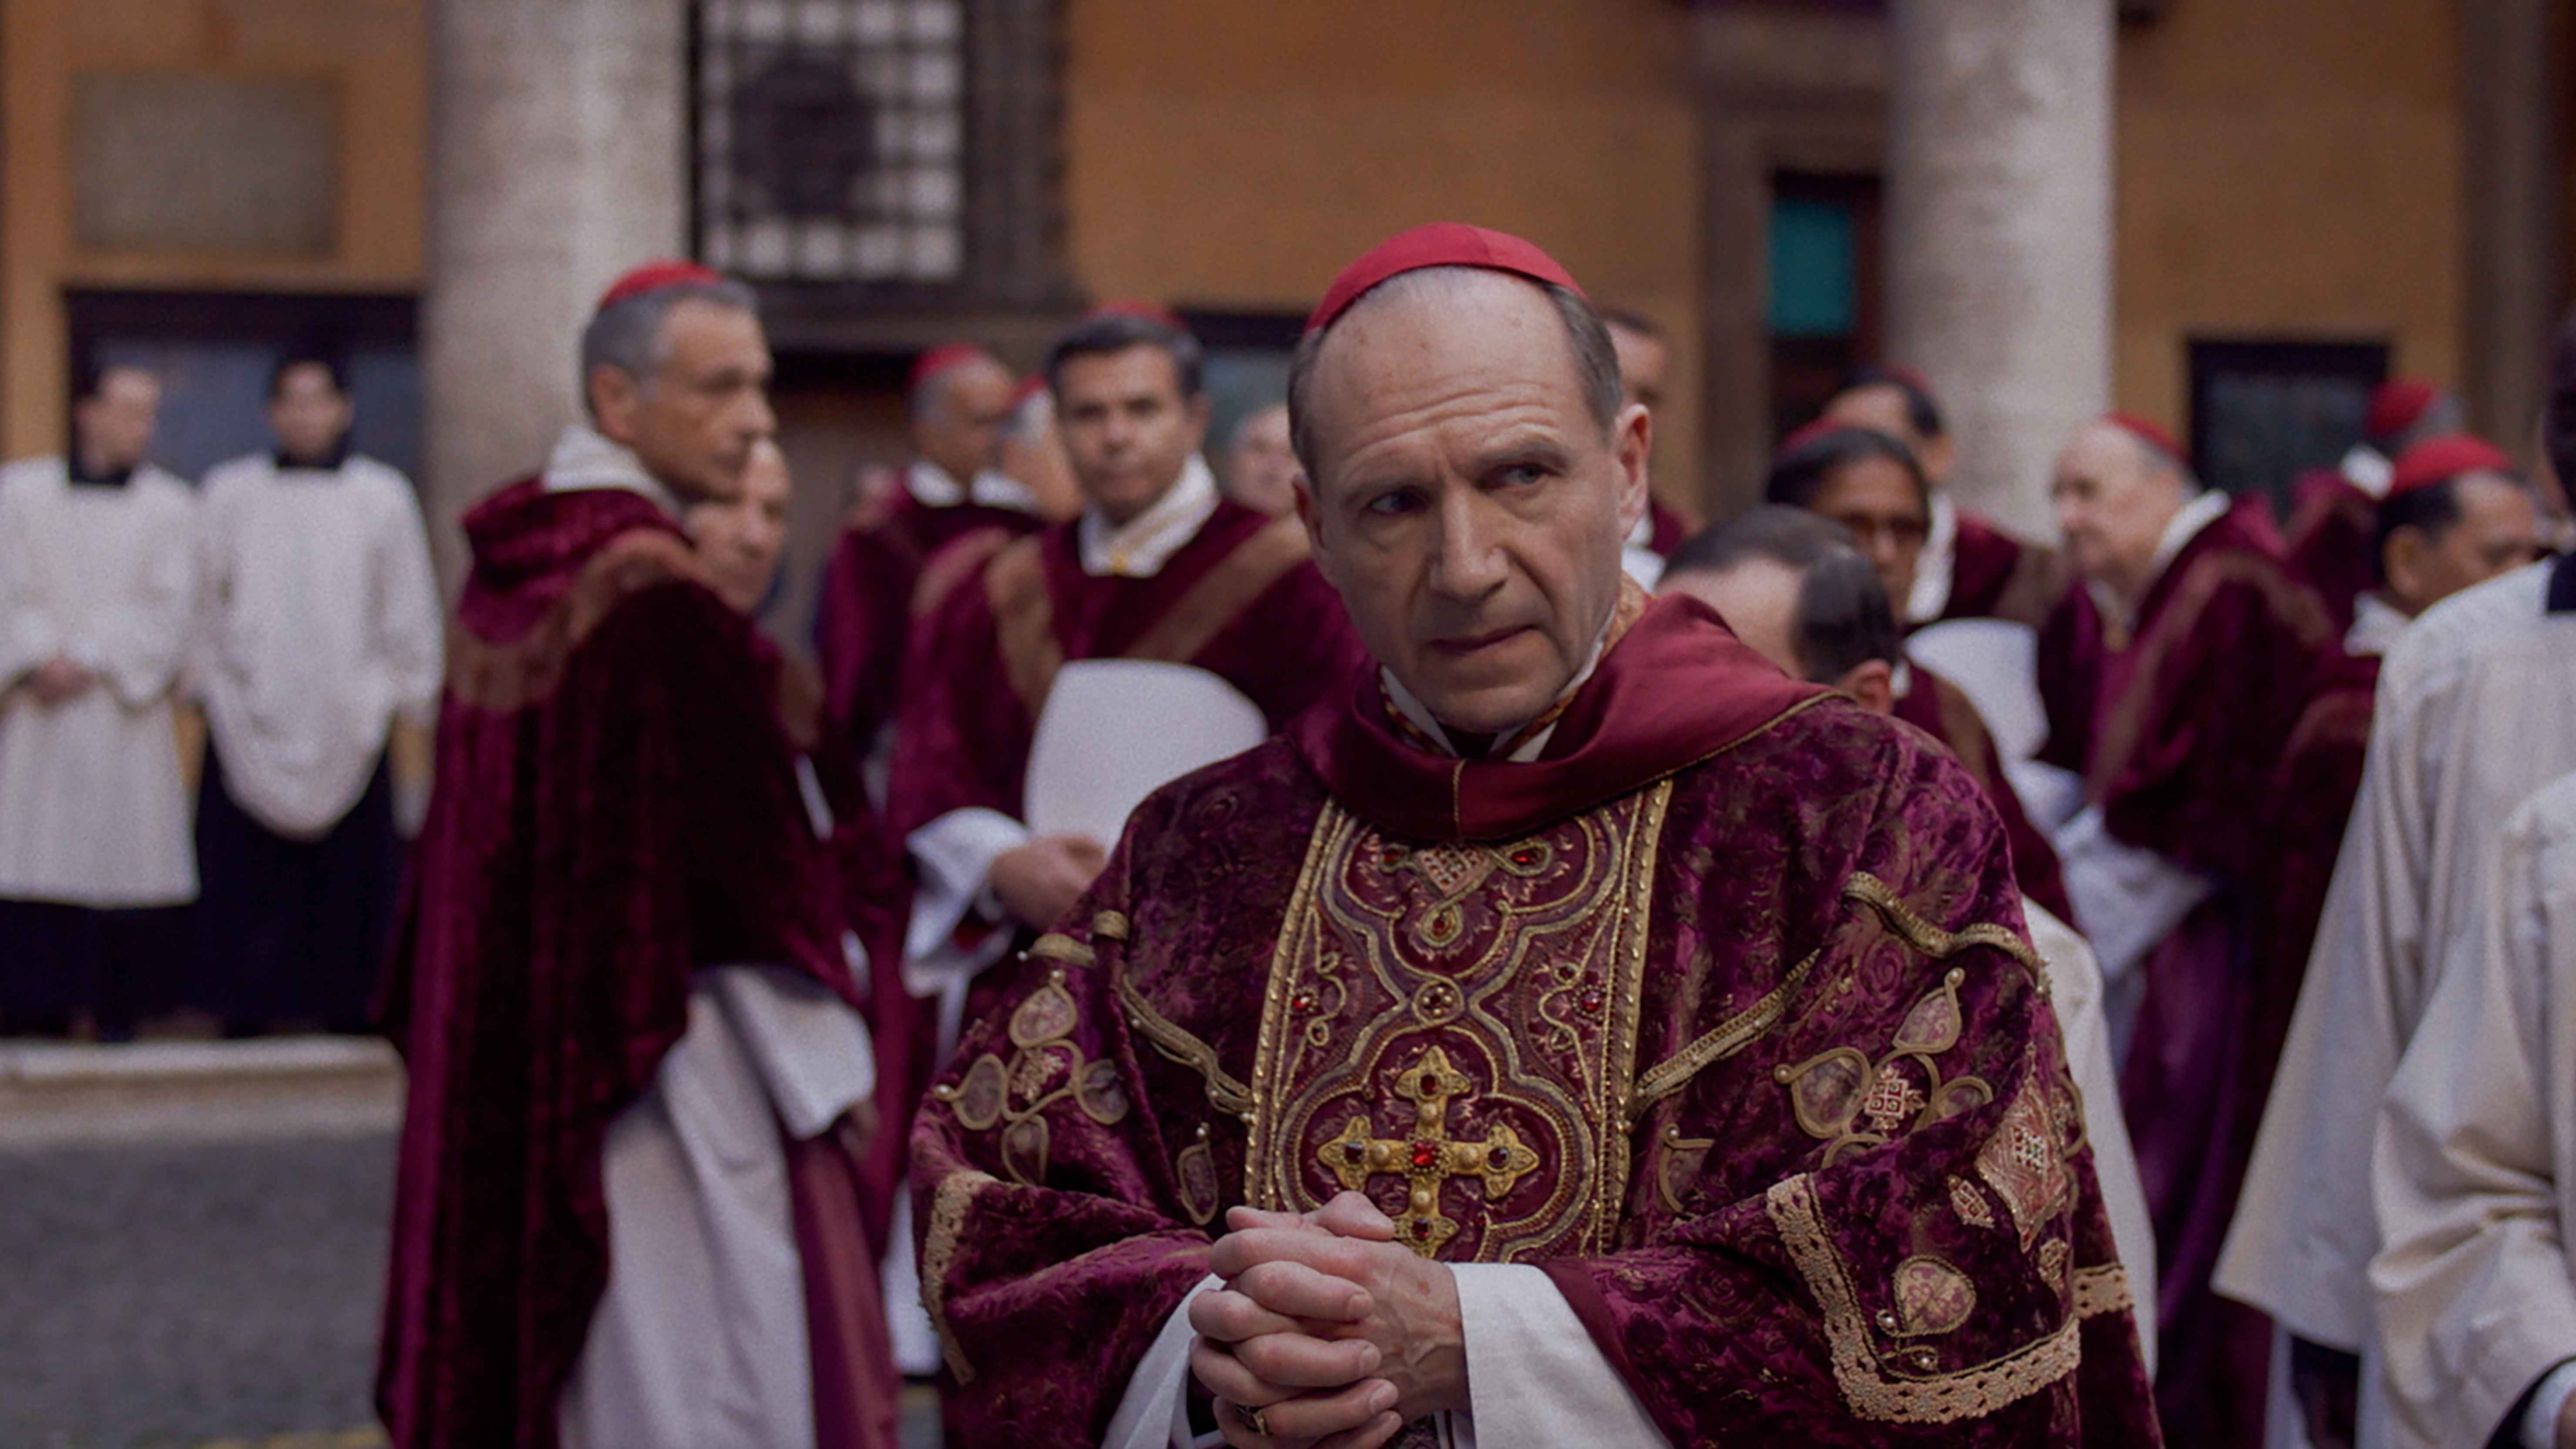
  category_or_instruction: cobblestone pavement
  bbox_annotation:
[0,1127,945,1448]
[0,1133,394,1448]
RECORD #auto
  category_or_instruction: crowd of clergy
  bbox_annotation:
[13,221,2576,1449]
[0,354,443,1042]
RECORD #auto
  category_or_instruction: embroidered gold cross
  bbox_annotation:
[1317,1045,1538,1256]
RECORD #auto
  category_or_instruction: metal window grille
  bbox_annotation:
[695,0,968,284]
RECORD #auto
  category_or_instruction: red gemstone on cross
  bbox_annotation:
[1409,1141,1438,1169]
[1410,1219,1432,1238]
[1419,1074,1440,1095]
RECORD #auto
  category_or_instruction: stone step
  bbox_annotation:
[0,1036,404,1150]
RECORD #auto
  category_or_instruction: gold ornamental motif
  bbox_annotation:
[1315,1046,1542,1256]
[1245,783,1672,1263]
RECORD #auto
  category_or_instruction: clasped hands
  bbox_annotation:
[1188,1191,1466,1449]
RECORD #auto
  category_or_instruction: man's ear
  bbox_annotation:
[1183,391,1214,449]
[588,364,640,446]
[1919,433,1959,490]
[2381,526,2428,612]
[1835,659,1897,716]
[1612,401,1653,533]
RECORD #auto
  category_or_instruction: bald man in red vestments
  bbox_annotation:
[378,264,896,1449]
[2038,413,2336,1449]
[813,343,1052,770]
[912,225,2156,1449]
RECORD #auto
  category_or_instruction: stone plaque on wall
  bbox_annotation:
[72,72,339,257]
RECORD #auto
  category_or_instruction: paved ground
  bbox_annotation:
[0,1065,946,1449]
[0,1133,395,1448]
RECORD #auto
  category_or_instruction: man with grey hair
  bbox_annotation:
[379,262,898,1449]
[815,341,1046,767]
[914,225,2155,1448]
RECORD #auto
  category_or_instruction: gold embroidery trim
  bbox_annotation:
[1118,975,1255,1117]
[1093,910,1132,942]
[2070,1263,2133,1320]
[1594,777,1675,1248]
[1241,799,1348,1201]
[920,1169,997,1384]
[1842,873,2042,973]
[1631,948,1821,1120]
[1028,933,1095,969]
[1126,515,1315,665]
[1765,1175,2081,1424]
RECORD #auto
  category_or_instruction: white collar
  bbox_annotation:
[906,459,1041,514]
[1377,604,1617,764]
[1907,492,1961,625]
[2345,592,2411,658]
[2340,443,2393,499]
[540,425,678,517]
[1077,454,1220,578]
[2092,488,2231,631]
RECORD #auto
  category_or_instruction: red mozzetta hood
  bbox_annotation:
[458,478,688,644]
[1291,591,1826,843]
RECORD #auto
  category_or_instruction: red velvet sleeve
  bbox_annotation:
[814,523,920,753]
[2094,571,2334,882]
[883,559,1038,842]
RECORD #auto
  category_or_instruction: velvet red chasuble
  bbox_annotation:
[912,594,2159,1446]
[377,480,875,1449]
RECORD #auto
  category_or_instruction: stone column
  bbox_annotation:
[1883,0,2114,539]
[421,0,689,593]
[2459,0,2567,449]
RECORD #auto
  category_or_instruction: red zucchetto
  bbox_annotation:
[2366,378,2441,444]
[908,342,999,396]
[1305,223,1586,335]
[2387,433,2516,498]
[594,260,724,313]
[2104,411,2186,464]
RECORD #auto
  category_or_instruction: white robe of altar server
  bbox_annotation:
[2219,559,2576,1385]
[0,458,197,905]
[193,452,443,838]
[2372,771,2576,1449]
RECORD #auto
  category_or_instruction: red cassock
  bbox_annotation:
[2282,470,2379,637]
[910,592,2158,1446]
[2240,647,2381,1211]
[1892,665,2076,928]
[2036,500,2337,1449]
[885,498,1371,841]
[1940,508,2074,627]
[814,487,1046,755]
[376,481,902,1449]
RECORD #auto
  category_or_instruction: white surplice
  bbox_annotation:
[0,458,197,906]
[1905,491,1962,625]
[2025,898,2159,1373]
[193,452,443,839]
[2220,557,2576,1362]
[2371,771,2576,1449]
[557,963,877,1449]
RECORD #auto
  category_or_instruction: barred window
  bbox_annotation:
[695,0,968,284]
